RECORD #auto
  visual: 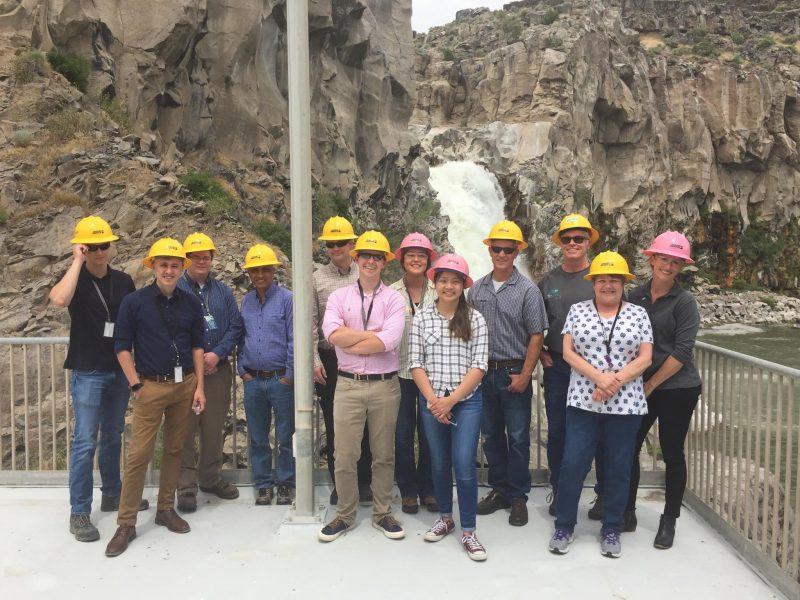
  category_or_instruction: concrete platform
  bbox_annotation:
[0,486,784,599]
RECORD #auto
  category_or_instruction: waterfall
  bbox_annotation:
[428,161,530,280]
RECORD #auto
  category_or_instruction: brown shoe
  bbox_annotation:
[105,525,136,557]
[509,498,528,526]
[422,495,439,513]
[155,509,190,533]
[199,480,240,500]
[401,497,419,514]
[177,493,197,513]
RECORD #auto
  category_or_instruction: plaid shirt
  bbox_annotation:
[312,260,359,367]
[408,304,488,401]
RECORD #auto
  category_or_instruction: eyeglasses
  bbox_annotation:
[560,235,588,245]
[86,243,111,252]
[189,255,213,263]
[357,252,385,262]
[325,240,350,249]
[490,246,516,255]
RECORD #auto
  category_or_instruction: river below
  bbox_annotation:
[698,324,800,370]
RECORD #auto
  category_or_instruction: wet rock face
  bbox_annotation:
[412,1,800,289]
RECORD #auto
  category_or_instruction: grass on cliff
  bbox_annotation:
[11,50,47,85]
[46,49,91,93]
[179,170,237,218]
[44,109,94,142]
[99,96,131,132]
[254,220,291,257]
[0,209,8,225]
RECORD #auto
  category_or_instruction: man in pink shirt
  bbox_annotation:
[318,230,406,542]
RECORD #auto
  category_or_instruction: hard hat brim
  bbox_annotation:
[642,248,695,265]
[70,233,120,244]
[482,238,529,251]
[318,233,358,242]
[427,266,473,288]
[349,249,395,262]
[583,271,636,282]
[143,255,191,270]
[244,259,281,269]
[395,246,438,264]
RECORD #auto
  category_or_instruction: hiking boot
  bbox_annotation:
[69,513,100,542]
[255,487,273,505]
[358,485,373,505]
[509,498,528,526]
[177,493,197,513]
[155,509,190,533]
[476,490,511,515]
[401,497,419,514]
[587,494,604,520]
[100,495,149,512]
[318,517,350,542]
[654,514,676,549]
[624,509,638,532]
[422,495,439,513]
[600,530,622,558]
[276,484,293,505]
[372,515,405,540]
[105,525,136,557]
[548,528,574,554]
[462,533,488,561]
[329,488,338,505]
[423,518,455,542]
[200,480,240,500]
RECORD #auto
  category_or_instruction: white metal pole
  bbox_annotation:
[286,0,316,521]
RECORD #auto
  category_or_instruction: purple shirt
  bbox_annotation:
[322,281,405,375]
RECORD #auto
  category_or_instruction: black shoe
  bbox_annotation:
[69,513,100,542]
[476,490,511,515]
[100,495,149,512]
[358,485,373,505]
[255,487,274,505]
[276,484,293,505]
[623,509,637,532]
[548,491,557,517]
[654,514,676,549]
[177,493,197,513]
[329,488,338,506]
[509,498,528,526]
[587,494,604,520]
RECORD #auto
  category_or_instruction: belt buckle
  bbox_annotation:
[354,372,366,381]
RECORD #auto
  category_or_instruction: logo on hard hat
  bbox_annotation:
[670,242,684,249]
[92,229,104,235]
[601,261,614,267]
[331,228,341,233]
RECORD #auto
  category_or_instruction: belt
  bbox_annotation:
[487,359,524,370]
[246,368,286,378]
[139,369,194,383]
[337,370,397,382]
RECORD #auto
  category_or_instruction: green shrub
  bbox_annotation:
[758,295,777,309]
[44,109,93,141]
[542,7,558,26]
[727,52,743,67]
[782,34,800,45]
[756,35,775,50]
[442,47,455,61]
[496,12,522,43]
[253,219,291,256]
[573,186,592,210]
[693,39,718,57]
[313,187,350,231]
[649,44,664,55]
[544,34,563,49]
[12,129,33,147]
[672,46,691,56]
[0,209,7,225]
[179,170,237,218]
[11,50,46,84]
[687,27,708,43]
[100,96,131,131]
[46,49,91,93]
[666,38,679,49]
[730,30,747,45]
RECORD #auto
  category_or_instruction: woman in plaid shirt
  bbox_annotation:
[409,254,489,561]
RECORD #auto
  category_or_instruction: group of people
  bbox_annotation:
[52,209,702,563]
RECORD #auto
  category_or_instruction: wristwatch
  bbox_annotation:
[130,382,144,392]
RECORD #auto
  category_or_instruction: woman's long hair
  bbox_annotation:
[434,270,472,342]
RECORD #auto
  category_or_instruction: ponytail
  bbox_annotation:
[449,292,472,342]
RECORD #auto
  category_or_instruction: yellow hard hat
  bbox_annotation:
[349,230,395,261]
[244,244,280,269]
[183,232,217,255]
[483,220,528,250]
[318,216,358,241]
[70,215,119,245]
[584,251,635,281]
[143,238,190,269]
[552,213,600,245]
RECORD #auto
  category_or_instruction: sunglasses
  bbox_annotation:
[325,240,350,249]
[357,252,385,262]
[560,235,588,245]
[86,243,111,252]
[490,246,516,255]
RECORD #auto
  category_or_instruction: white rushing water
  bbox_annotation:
[428,161,530,280]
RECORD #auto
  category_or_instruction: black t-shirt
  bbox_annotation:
[63,265,136,371]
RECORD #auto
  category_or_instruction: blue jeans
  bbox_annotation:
[69,369,130,515]
[394,377,433,499]
[480,366,532,500]
[543,355,604,494]
[243,375,295,488]
[420,388,483,531]
[555,406,642,534]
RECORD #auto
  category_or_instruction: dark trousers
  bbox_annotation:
[627,385,701,517]
[316,347,371,487]
[394,377,434,499]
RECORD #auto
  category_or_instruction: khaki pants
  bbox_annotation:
[117,374,196,526]
[178,362,233,494]
[333,376,400,525]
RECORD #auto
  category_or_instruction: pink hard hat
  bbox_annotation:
[643,231,695,264]
[395,232,438,263]
[427,253,474,288]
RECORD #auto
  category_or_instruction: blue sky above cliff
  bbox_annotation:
[412,1,508,32]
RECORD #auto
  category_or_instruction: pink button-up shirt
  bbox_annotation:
[322,281,406,375]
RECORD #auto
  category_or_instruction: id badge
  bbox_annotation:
[174,366,183,383]
[103,322,115,338]
[204,314,218,331]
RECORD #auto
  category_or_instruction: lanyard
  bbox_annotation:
[592,299,623,368]
[405,286,424,316]
[185,273,212,316]
[91,277,113,322]
[358,281,379,331]
[153,295,181,367]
